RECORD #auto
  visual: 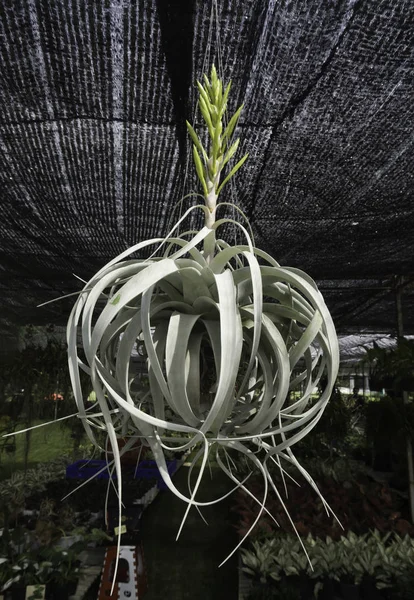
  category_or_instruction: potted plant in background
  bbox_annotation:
[43,545,82,600]
[0,556,15,598]
[356,532,391,600]
[0,520,92,600]
[0,527,28,600]
[367,338,414,395]
[242,536,319,600]
[241,538,280,588]
[241,531,414,600]
[277,537,318,600]
[378,534,414,600]
[333,532,369,600]
[25,585,46,600]
[3,556,47,600]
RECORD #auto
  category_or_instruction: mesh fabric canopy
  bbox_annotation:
[1,0,414,353]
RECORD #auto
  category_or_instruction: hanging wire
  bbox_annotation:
[167,0,245,254]
[213,0,240,250]
[175,1,216,239]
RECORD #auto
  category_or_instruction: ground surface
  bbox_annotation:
[0,418,75,478]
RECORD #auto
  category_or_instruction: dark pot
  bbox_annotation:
[340,582,360,600]
[249,580,278,599]
[67,580,78,596]
[360,577,383,600]
[283,576,312,600]
[299,578,314,600]
[10,585,26,600]
[45,583,70,600]
[320,579,338,600]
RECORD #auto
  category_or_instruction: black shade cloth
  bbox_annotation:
[1,0,414,353]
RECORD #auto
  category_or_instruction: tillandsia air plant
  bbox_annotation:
[66,65,340,570]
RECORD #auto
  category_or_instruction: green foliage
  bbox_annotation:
[0,420,75,479]
[364,396,414,471]
[241,531,414,594]
[311,388,351,447]
[391,566,414,599]
[187,64,248,199]
[366,338,414,394]
[365,396,414,447]
[242,539,281,583]
[298,457,366,485]
[233,463,413,540]
[0,336,79,473]
[0,339,69,402]
[290,387,353,461]
[0,518,111,592]
[0,458,68,528]
[13,544,80,587]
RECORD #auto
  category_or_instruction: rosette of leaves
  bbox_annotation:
[67,66,339,568]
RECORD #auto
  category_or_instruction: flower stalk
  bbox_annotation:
[186,65,248,261]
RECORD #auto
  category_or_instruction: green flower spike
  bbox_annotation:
[186,65,248,226]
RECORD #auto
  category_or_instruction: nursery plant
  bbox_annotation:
[232,463,414,541]
[366,338,414,395]
[0,520,98,599]
[365,338,414,522]
[241,531,414,599]
[62,65,339,580]
[0,459,68,530]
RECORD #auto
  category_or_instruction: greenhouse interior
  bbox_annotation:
[1,1,414,599]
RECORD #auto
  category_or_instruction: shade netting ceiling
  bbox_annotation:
[1,0,414,354]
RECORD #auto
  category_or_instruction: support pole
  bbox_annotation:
[396,276,414,522]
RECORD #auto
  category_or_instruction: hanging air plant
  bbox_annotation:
[67,66,339,563]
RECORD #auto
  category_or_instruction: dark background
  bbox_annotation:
[1,0,414,351]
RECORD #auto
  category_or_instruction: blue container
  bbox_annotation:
[134,459,178,489]
[66,459,112,480]
[66,458,178,487]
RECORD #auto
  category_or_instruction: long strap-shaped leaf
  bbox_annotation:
[66,210,340,566]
